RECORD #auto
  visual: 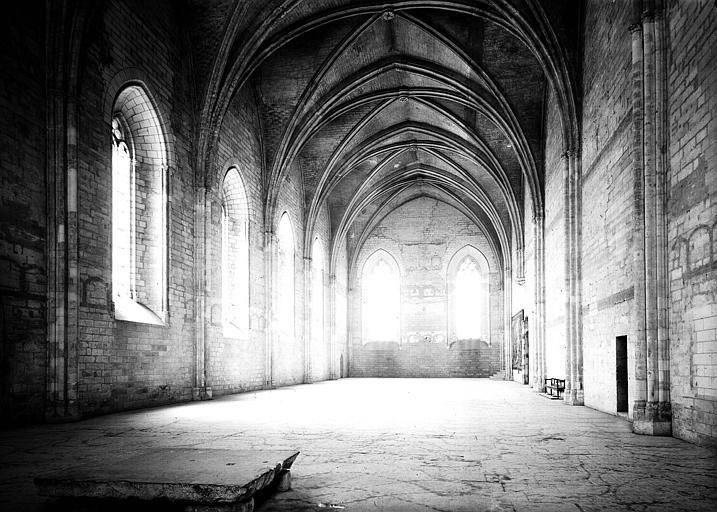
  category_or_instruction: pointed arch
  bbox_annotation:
[447,245,491,343]
[111,83,167,324]
[311,237,325,347]
[221,167,250,337]
[277,212,295,338]
[361,249,401,344]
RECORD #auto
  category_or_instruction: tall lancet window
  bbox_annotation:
[112,116,133,301]
[362,250,400,343]
[277,213,295,338]
[311,238,324,346]
[454,257,482,339]
[447,245,490,342]
[111,84,167,324]
[221,168,249,337]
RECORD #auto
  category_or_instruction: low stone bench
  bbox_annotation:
[35,448,299,512]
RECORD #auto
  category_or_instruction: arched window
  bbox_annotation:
[454,257,482,339]
[221,168,249,337]
[111,85,167,324]
[447,246,490,342]
[361,250,400,343]
[277,213,294,338]
[311,238,324,346]
[112,117,132,301]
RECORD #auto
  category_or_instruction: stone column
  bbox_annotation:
[328,273,337,380]
[533,213,546,392]
[192,186,211,400]
[562,149,584,406]
[304,256,312,383]
[503,266,512,380]
[567,151,584,405]
[45,4,81,420]
[631,0,671,435]
[264,231,277,388]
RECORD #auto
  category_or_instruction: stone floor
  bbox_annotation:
[1,378,715,511]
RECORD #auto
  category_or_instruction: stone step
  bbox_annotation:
[35,448,299,511]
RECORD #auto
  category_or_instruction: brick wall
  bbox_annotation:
[667,0,717,446]
[543,84,567,379]
[75,0,196,414]
[0,3,47,424]
[272,161,306,386]
[349,197,502,377]
[336,239,349,378]
[580,0,635,416]
[206,83,267,395]
[309,202,331,382]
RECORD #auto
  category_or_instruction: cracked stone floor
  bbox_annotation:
[1,378,715,511]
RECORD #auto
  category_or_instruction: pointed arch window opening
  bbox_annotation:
[111,85,168,325]
[221,168,250,338]
[454,256,483,340]
[311,238,324,347]
[112,115,136,301]
[362,251,400,344]
[277,213,295,339]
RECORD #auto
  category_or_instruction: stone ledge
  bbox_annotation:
[35,448,299,506]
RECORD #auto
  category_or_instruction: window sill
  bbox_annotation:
[113,296,165,326]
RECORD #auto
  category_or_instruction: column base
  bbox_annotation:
[633,401,672,436]
[192,387,213,401]
[564,388,584,406]
[45,400,81,423]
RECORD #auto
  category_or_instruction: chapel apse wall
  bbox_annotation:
[349,197,502,378]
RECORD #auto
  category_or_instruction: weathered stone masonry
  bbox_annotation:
[0,0,714,449]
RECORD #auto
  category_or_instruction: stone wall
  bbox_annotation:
[543,84,567,380]
[580,0,635,416]
[74,0,196,414]
[0,3,47,424]
[667,0,717,446]
[206,83,267,395]
[349,197,502,377]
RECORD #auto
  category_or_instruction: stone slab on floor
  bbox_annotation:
[35,448,299,504]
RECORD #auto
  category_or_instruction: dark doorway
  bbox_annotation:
[616,336,628,413]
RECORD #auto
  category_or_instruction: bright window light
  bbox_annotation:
[362,252,400,343]
[454,257,482,339]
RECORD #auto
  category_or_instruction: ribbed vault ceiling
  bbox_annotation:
[185,0,580,276]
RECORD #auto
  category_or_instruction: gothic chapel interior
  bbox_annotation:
[1,0,716,451]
